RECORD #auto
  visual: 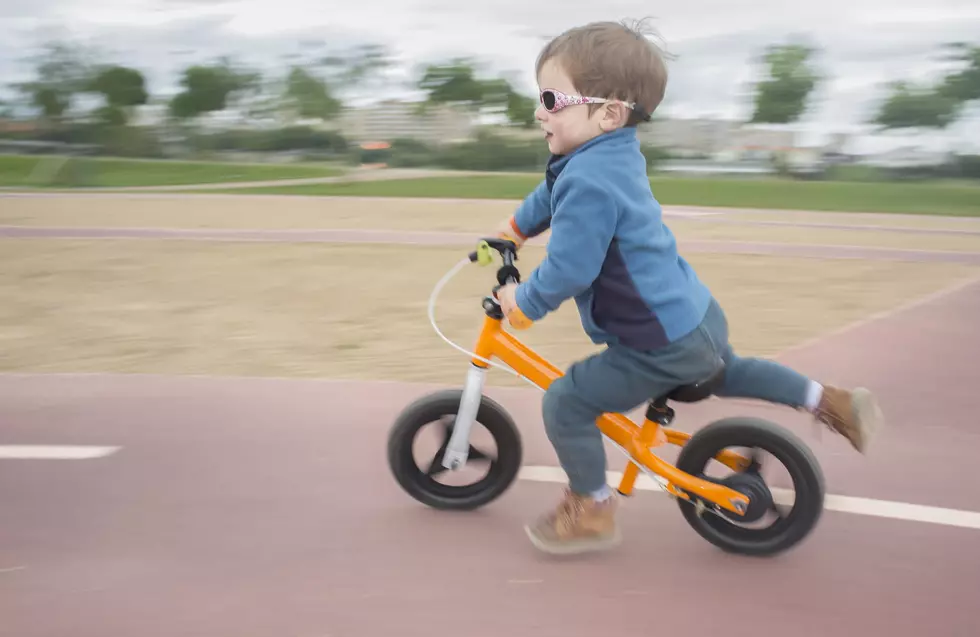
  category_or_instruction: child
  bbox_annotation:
[493,19,883,555]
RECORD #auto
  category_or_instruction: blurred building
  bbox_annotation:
[640,118,803,158]
[639,118,736,157]
[0,119,38,134]
[333,100,475,146]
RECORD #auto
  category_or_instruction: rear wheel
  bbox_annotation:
[387,389,523,510]
[674,417,825,556]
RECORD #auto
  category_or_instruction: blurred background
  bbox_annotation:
[1,0,978,180]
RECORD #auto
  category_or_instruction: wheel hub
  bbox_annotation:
[717,470,773,523]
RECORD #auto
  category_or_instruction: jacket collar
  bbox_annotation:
[545,127,637,192]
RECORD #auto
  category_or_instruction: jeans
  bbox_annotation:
[542,297,811,494]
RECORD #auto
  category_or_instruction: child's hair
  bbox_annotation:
[536,18,669,126]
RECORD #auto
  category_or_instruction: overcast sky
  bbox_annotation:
[2,0,979,140]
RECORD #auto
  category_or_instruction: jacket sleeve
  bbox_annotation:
[514,175,616,321]
[510,180,553,240]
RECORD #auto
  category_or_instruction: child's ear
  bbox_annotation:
[598,103,628,131]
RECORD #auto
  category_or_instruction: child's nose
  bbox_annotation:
[535,103,548,121]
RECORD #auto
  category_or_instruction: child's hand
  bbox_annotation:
[495,283,534,330]
[496,283,519,316]
[495,216,525,249]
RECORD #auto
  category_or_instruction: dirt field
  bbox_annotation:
[4,195,979,253]
[2,238,976,386]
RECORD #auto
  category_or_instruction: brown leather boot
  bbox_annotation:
[525,488,621,555]
[813,386,883,453]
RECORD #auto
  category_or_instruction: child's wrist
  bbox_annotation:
[506,216,527,245]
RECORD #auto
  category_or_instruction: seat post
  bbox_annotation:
[645,397,675,427]
[618,369,723,498]
[617,396,673,497]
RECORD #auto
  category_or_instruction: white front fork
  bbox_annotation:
[442,365,487,470]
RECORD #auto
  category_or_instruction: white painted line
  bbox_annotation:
[0,445,121,459]
[518,465,980,531]
[0,566,27,574]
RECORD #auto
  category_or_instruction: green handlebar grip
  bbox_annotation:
[476,240,493,266]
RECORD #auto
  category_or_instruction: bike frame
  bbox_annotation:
[444,312,754,517]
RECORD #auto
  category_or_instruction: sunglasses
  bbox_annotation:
[539,88,638,114]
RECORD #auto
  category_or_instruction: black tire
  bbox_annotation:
[387,389,523,511]
[674,417,825,556]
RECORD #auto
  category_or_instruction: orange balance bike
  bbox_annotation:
[387,238,825,556]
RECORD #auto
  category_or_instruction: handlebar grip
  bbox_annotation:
[470,241,493,265]
[506,307,533,330]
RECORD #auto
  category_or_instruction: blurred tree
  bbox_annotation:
[199,42,392,125]
[871,42,979,130]
[283,66,341,119]
[255,42,394,122]
[418,59,487,105]
[88,65,149,125]
[416,59,538,127]
[506,91,538,128]
[872,81,962,129]
[321,43,392,87]
[15,42,94,122]
[169,59,259,120]
[936,43,980,102]
[484,77,538,128]
[749,43,821,124]
[31,87,70,120]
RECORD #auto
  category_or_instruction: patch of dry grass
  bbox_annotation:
[1,240,976,386]
[0,195,516,232]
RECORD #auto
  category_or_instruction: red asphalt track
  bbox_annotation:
[2,238,980,635]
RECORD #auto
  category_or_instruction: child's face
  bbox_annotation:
[535,59,620,155]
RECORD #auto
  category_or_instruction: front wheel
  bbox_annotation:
[387,389,523,510]
[674,417,825,556]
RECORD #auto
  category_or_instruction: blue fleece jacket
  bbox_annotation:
[512,127,713,351]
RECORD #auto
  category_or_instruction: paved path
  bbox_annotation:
[2,265,979,636]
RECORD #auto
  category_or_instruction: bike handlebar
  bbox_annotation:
[469,237,516,267]
[470,237,533,330]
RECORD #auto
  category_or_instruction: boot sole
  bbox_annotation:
[524,525,622,555]
[851,387,884,452]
